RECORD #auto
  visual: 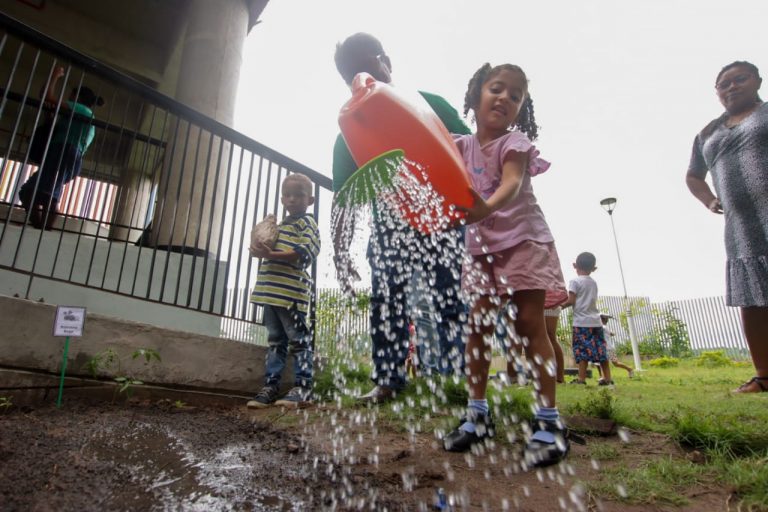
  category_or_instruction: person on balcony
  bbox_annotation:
[19,66,103,230]
[686,61,768,393]
[330,33,471,404]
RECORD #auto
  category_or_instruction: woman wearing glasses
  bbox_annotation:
[686,61,768,393]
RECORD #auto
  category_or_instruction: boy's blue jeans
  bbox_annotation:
[367,224,466,390]
[263,304,313,389]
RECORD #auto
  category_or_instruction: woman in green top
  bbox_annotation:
[20,66,103,229]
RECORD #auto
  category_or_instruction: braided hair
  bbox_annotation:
[462,63,539,141]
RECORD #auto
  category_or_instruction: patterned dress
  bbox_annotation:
[689,102,768,307]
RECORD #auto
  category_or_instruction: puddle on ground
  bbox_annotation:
[0,400,324,511]
[86,421,305,511]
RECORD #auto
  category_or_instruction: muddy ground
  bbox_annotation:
[0,393,729,511]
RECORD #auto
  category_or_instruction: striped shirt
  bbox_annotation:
[250,213,320,313]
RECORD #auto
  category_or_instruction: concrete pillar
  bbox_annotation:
[109,166,153,243]
[109,107,169,242]
[150,0,248,254]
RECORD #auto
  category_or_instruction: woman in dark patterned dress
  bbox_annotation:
[686,61,768,393]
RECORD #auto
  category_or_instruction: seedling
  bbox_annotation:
[132,348,161,364]
[0,396,12,411]
[81,346,162,402]
[114,377,144,398]
[83,348,119,378]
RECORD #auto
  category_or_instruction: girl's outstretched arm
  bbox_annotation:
[461,151,527,225]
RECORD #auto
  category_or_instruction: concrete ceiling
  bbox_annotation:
[52,0,188,50]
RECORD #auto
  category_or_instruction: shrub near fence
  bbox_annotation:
[592,296,749,360]
[315,288,371,358]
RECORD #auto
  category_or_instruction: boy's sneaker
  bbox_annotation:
[443,413,495,452]
[598,379,615,387]
[524,418,574,468]
[570,379,587,385]
[247,385,279,409]
[275,386,312,408]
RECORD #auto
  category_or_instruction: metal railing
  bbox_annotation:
[0,13,332,336]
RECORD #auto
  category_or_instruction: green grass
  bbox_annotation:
[590,456,713,506]
[588,443,620,461]
[717,455,768,510]
[557,359,768,508]
[313,357,768,508]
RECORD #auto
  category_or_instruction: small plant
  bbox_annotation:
[81,346,161,401]
[132,348,162,364]
[82,348,119,378]
[0,396,12,411]
[694,350,733,368]
[648,356,680,368]
[173,400,187,409]
[114,376,144,397]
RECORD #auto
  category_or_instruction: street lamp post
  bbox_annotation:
[600,197,642,371]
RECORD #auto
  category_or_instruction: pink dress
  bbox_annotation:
[454,131,566,296]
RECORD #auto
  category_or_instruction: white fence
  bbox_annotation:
[589,295,748,359]
[220,288,750,360]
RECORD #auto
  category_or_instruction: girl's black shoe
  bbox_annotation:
[443,413,495,452]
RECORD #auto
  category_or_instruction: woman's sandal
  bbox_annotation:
[733,376,768,394]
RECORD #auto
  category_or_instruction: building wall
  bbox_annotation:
[0,294,281,395]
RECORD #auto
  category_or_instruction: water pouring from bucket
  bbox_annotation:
[336,73,475,234]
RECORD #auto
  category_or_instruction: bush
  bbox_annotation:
[648,356,680,368]
[568,389,617,420]
[622,304,692,358]
[694,350,734,368]
[653,307,692,358]
[639,337,667,358]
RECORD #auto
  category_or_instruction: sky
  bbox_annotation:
[234,0,767,301]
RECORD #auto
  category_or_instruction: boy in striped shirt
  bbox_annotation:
[247,174,320,408]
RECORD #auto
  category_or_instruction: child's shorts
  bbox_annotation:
[572,327,608,363]
[462,240,566,299]
[607,348,619,363]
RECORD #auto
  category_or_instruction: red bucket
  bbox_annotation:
[338,73,473,233]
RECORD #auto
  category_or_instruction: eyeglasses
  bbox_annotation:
[715,73,752,91]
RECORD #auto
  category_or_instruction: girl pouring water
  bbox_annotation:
[442,63,571,467]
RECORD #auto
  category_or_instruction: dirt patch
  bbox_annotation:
[0,396,731,511]
[260,406,730,512]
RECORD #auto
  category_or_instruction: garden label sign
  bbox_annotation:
[53,306,86,407]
